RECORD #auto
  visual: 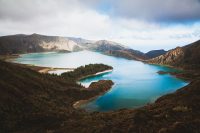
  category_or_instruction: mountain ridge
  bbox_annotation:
[145,49,167,58]
[0,34,150,60]
[0,33,82,54]
[1,33,195,62]
[148,40,200,70]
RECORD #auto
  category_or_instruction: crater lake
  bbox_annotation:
[13,51,188,111]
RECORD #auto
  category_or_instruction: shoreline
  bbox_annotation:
[74,70,113,109]
[73,80,114,110]
[77,69,113,81]
[39,67,74,74]
[75,67,195,111]
[1,53,112,76]
[1,52,195,111]
[73,95,98,109]
[147,62,197,82]
[0,54,20,62]
[0,54,75,74]
[4,61,74,75]
[16,63,75,74]
[95,69,113,75]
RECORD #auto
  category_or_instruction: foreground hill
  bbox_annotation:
[148,40,200,70]
[0,61,113,132]
[0,60,200,132]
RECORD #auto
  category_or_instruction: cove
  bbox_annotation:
[13,51,188,112]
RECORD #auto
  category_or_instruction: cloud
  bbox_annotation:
[0,0,199,52]
[83,0,200,22]
[1,0,200,23]
[0,0,81,21]
[0,0,113,38]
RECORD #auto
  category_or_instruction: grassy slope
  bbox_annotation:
[0,61,113,132]
[0,61,200,133]
[182,40,200,69]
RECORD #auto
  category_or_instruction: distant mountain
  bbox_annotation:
[145,49,167,59]
[148,40,200,70]
[88,40,126,51]
[0,34,148,60]
[66,37,94,45]
[82,40,147,60]
[0,34,81,54]
[105,49,148,60]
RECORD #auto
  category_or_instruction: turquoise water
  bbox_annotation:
[13,51,188,111]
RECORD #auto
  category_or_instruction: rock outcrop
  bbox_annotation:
[0,34,81,54]
[39,37,80,51]
[148,40,200,70]
[88,80,114,92]
[148,47,184,66]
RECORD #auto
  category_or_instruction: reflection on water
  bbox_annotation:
[13,50,188,111]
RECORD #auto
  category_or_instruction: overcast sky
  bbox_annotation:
[0,0,200,52]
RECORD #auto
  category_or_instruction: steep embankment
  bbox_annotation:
[0,59,200,132]
[148,40,200,70]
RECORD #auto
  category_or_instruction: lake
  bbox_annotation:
[13,51,188,111]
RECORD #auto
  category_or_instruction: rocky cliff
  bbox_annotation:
[148,40,200,70]
[0,34,81,54]
[148,47,184,65]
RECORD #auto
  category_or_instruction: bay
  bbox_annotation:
[13,51,188,111]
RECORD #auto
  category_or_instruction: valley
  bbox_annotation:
[1,0,200,132]
[0,34,199,132]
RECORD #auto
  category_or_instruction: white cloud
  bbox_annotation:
[108,0,200,22]
[0,0,199,52]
